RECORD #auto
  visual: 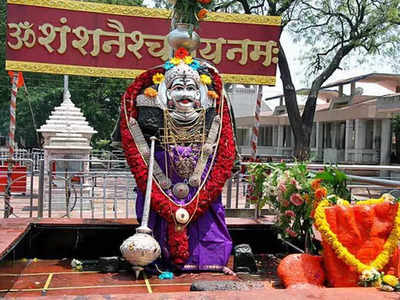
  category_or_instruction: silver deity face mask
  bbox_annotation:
[166,77,201,114]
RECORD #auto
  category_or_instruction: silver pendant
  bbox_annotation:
[175,207,190,224]
[172,182,190,199]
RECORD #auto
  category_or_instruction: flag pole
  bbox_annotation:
[250,85,262,219]
[4,73,18,218]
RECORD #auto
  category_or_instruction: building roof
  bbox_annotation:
[264,73,400,102]
[321,73,400,92]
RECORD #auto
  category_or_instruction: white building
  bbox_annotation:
[234,73,400,165]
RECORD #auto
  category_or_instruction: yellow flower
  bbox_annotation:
[200,74,212,85]
[152,73,164,84]
[170,57,181,65]
[383,275,399,287]
[314,197,400,277]
[183,56,193,64]
[144,87,158,98]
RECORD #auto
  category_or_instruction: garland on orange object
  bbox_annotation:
[120,66,235,265]
[314,196,400,277]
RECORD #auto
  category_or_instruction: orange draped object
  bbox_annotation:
[323,202,400,287]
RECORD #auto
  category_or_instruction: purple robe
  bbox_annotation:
[136,146,232,272]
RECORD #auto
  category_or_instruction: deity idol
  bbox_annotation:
[120,46,237,272]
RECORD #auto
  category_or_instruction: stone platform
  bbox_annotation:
[0,218,398,299]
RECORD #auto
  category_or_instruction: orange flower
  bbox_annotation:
[197,0,212,4]
[311,178,322,190]
[207,90,219,99]
[144,87,158,98]
[315,187,328,201]
[304,193,311,204]
[197,8,208,19]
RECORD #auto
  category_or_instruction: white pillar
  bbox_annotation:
[277,125,284,155]
[380,119,391,164]
[354,120,366,162]
[331,122,338,148]
[373,120,381,163]
[272,126,278,148]
[345,120,354,162]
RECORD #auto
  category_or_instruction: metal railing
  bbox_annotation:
[2,158,400,219]
[45,159,135,219]
[0,159,35,218]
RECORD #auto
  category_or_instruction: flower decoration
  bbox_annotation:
[207,90,219,100]
[197,8,208,19]
[314,196,400,278]
[247,162,350,254]
[311,178,322,190]
[170,57,182,65]
[189,60,201,70]
[315,187,327,201]
[152,73,165,84]
[380,274,400,291]
[200,74,212,85]
[183,56,193,65]
[285,210,295,218]
[382,274,399,287]
[290,193,304,206]
[164,61,175,70]
[175,47,189,59]
[359,269,382,287]
[144,87,158,98]
[172,0,213,29]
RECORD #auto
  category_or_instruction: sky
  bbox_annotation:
[263,31,395,108]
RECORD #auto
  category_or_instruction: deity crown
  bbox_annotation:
[165,62,201,88]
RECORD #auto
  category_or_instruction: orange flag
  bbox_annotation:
[8,71,25,88]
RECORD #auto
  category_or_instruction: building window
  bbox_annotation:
[236,128,249,146]
[258,126,273,146]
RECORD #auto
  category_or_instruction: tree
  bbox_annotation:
[209,0,400,160]
[0,0,142,149]
[286,0,400,160]
[219,0,400,160]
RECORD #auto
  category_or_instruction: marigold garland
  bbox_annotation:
[314,197,400,274]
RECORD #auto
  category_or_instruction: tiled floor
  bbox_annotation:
[0,259,241,298]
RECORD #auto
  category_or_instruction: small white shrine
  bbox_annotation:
[37,90,97,211]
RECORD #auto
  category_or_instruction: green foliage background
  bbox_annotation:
[0,0,143,150]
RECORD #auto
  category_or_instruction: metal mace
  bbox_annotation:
[120,136,161,279]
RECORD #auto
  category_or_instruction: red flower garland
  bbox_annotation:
[120,67,236,265]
